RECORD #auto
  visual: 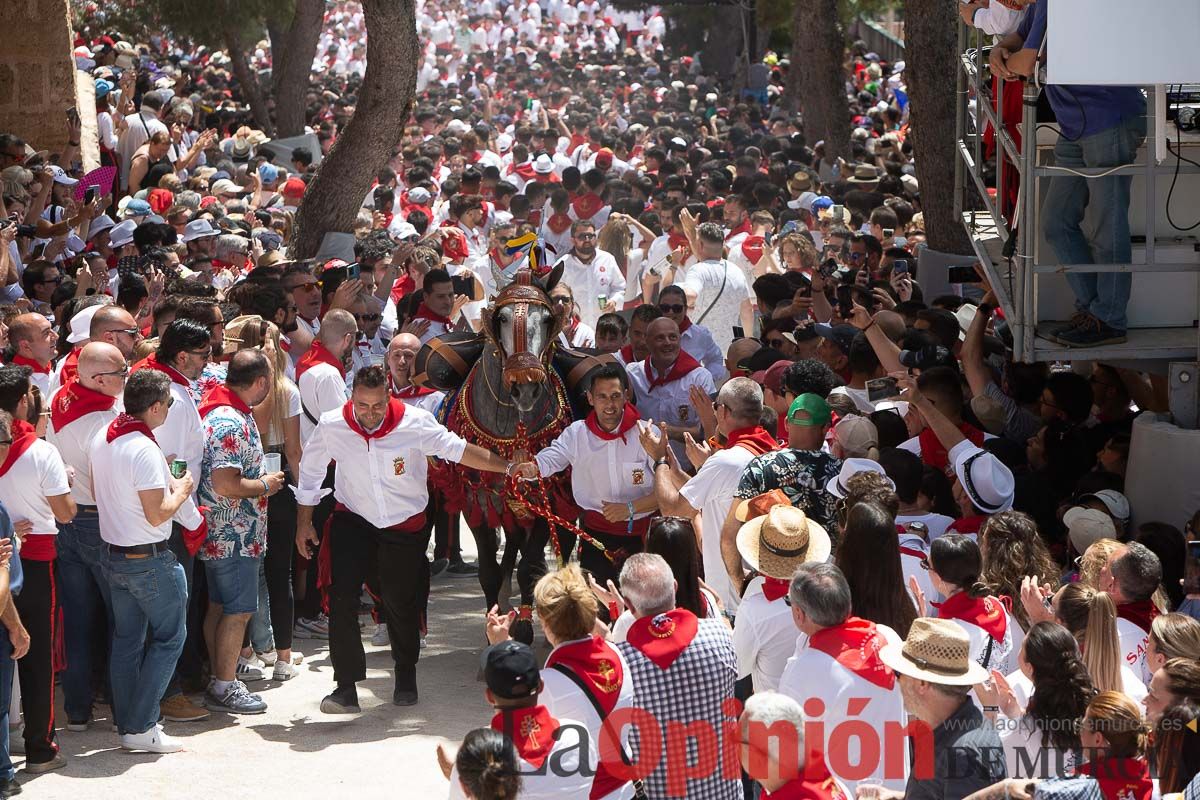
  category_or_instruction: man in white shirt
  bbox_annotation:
[47,343,125,731]
[525,364,657,586]
[296,309,355,445]
[296,366,523,714]
[656,285,726,382]
[1100,542,1163,683]
[7,313,58,398]
[554,220,625,330]
[91,369,202,754]
[679,222,755,353]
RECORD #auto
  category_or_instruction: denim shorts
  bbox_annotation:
[204,555,261,614]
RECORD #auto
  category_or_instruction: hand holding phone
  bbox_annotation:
[836,285,854,320]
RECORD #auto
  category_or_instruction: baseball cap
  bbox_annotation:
[210,178,249,197]
[282,176,306,199]
[739,347,788,375]
[755,360,792,395]
[121,197,152,218]
[46,165,78,186]
[788,393,832,427]
[1078,490,1131,524]
[257,162,280,185]
[1064,506,1117,554]
[813,323,858,355]
[407,187,432,205]
[481,640,540,700]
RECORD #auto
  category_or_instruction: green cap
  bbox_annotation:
[787,393,832,427]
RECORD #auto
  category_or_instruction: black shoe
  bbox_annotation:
[510,617,534,646]
[1055,315,1127,347]
[446,560,478,576]
[0,777,22,797]
[22,753,66,774]
[430,558,450,577]
[320,685,361,715]
[393,687,418,706]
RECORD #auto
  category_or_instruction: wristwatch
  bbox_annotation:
[653,457,670,470]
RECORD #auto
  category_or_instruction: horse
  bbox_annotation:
[412,263,620,641]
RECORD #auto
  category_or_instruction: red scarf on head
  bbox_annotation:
[412,303,452,327]
[546,211,572,235]
[571,192,604,220]
[197,384,252,420]
[1078,757,1154,800]
[389,274,416,305]
[726,426,782,456]
[341,397,405,442]
[132,352,190,387]
[388,373,435,399]
[761,576,791,602]
[585,403,640,443]
[642,351,702,391]
[918,423,985,471]
[626,609,699,670]
[50,379,117,431]
[58,348,82,387]
[1116,600,1158,633]
[296,340,346,381]
[935,591,1008,642]
[10,354,50,375]
[544,636,624,717]
[0,419,38,477]
[105,413,156,445]
[807,616,896,690]
[491,706,560,770]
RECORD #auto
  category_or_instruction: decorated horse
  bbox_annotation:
[411,235,619,642]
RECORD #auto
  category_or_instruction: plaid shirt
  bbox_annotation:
[616,617,740,800]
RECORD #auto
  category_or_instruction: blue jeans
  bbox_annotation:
[57,510,115,722]
[106,547,188,735]
[247,559,273,653]
[0,627,14,780]
[1043,113,1147,331]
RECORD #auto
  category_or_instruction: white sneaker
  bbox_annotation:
[236,656,265,682]
[371,623,389,647]
[121,724,183,753]
[420,636,427,650]
[256,650,278,666]
[272,660,299,682]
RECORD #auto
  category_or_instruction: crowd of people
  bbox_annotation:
[0,0,1194,797]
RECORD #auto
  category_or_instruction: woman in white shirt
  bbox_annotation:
[978,621,1094,780]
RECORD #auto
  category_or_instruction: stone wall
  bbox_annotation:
[0,0,79,158]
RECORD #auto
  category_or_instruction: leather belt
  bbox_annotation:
[108,540,171,556]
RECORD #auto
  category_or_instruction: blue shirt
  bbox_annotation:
[1018,0,1145,140]
[0,503,24,597]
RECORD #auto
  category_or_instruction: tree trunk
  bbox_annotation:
[903,0,971,254]
[787,0,850,161]
[224,26,274,135]
[699,7,743,84]
[268,0,324,137]
[290,0,418,261]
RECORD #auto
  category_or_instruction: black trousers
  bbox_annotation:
[328,509,430,692]
[15,560,58,765]
[430,495,461,563]
[265,482,298,651]
[578,527,644,589]
[297,466,336,621]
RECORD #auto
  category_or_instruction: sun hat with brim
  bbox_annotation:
[210,179,249,197]
[879,617,990,686]
[788,393,832,427]
[182,218,219,243]
[950,440,1014,514]
[825,457,894,499]
[533,154,555,174]
[735,488,792,524]
[1078,489,1130,524]
[1064,507,1117,554]
[87,214,116,241]
[736,504,830,580]
[846,164,881,184]
[67,305,103,345]
[108,219,138,249]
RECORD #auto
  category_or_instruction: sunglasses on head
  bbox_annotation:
[659,303,685,314]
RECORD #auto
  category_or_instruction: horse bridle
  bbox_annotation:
[481,268,561,388]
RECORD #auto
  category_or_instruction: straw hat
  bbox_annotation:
[736,505,830,580]
[878,617,990,685]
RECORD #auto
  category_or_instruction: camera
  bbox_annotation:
[898,345,952,371]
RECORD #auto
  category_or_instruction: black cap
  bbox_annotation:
[482,641,540,700]
[739,346,788,373]
[813,323,859,355]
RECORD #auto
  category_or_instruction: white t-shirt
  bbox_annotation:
[679,258,751,353]
[263,379,302,448]
[733,576,797,692]
[0,440,70,535]
[91,429,202,545]
[679,445,756,612]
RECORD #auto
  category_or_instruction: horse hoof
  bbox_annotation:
[510,618,534,646]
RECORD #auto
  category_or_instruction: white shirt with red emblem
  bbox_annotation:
[555,250,626,330]
[534,417,656,518]
[626,356,716,471]
[732,576,797,693]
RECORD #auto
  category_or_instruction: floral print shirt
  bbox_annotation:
[734,448,843,535]
[199,403,268,560]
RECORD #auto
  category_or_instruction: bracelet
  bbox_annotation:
[626,502,635,535]
[259,478,270,496]
[653,458,670,470]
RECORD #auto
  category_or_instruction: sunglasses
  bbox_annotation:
[551,296,573,305]
[659,303,685,314]
[188,348,213,358]
[765,337,786,348]
[574,233,596,241]
[90,365,131,379]
[38,275,63,285]
[112,328,140,337]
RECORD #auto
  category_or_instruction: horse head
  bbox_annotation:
[480,264,564,414]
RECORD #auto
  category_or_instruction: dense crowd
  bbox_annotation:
[0,0,1194,798]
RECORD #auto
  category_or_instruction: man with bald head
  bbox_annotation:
[625,317,716,468]
[49,299,112,396]
[47,342,127,731]
[8,313,58,396]
[296,309,356,446]
[726,337,762,380]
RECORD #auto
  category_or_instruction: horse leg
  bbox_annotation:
[464,518,503,612]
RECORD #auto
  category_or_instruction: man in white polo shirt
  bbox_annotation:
[296,366,524,715]
[47,342,125,731]
[91,369,204,754]
[0,365,75,773]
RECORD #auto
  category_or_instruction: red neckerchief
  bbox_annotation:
[724,219,751,241]
[776,412,788,442]
[0,419,38,477]
[133,352,191,387]
[642,351,702,391]
[341,397,405,442]
[571,192,604,220]
[919,423,985,470]
[50,379,117,431]
[546,211,572,234]
[726,426,782,456]
[676,316,692,334]
[491,706,560,769]
[763,750,850,799]
[389,274,416,305]
[58,348,82,387]
[1078,758,1154,800]
[948,515,987,536]
[11,354,50,375]
[388,373,435,399]
[296,340,346,381]
[105,413,157,445]
[741,235,766,264]
[1116,600,1158,633]
[512,161,538,181]
[667,231,690,255]
[544,636,624,716]
[934,591,1008,642]
[619,343,635,363]
[807,616,896,690]
[563,313,580,343]
[626,609,700,670]
[762,576,790,602]
[198,384,252,420]
[585,403,640,443]
[412,302,452,327]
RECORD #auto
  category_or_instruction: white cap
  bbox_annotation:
[388,219,418,241]
[825,458,894,499]
[444,119,470,136]
[1079,489,1131,524]
[496,133,513,152]
[407,187,431,205]
[210,178,249,197]
[1064,507,1117,554]
[182,218,219,243]
[874,399,911,419]
[46,165,78,186]
[108,219,138,249]
[533,154,554,174]
[67,304,102,344]
[950,440,1014,514]
[87,214,116,241]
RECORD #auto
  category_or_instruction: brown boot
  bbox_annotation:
[160,694,210,722]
